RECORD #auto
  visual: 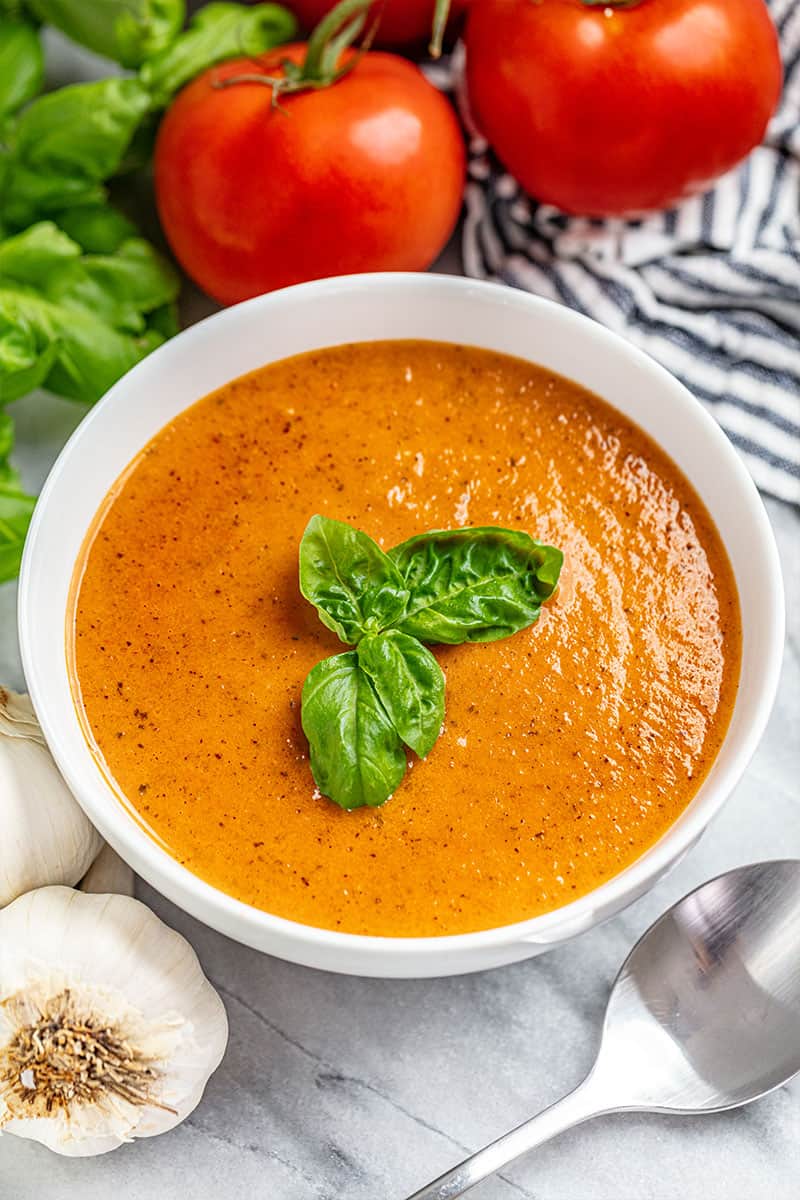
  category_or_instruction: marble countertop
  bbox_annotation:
[0,40,798,1184]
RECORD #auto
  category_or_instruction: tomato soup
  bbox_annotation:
[70,342,740,936]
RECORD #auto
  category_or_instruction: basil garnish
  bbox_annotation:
[299,513,409,644]
[299,515,562,811]
[301,652,407,811]
[357,630,445,759]
[390,527,564,644]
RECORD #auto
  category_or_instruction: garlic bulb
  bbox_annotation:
[0,687,102,908]
[0,886,228,1155]
[79,843,135,897]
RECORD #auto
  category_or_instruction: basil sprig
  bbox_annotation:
[390,526,564,644]
[302,652,408,811]
[0,16,43,120]
[299,513,409,644]
[357,630,445,759]
[299,515,563,811]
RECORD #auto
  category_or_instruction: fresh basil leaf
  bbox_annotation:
[25,0,185,69]
[0,411,14,460]
[53,205,138,254]
[146,300,180,340]
[0,222,178,404]
[390,527,564,644]
[1,79,151,228]
[357,630,445,759]
[0,219,78,283]
[31,305,166,403]
[301,651,407,810]
[299,514,409,645]
[140,2,298,110]
[0,217,171,322]
[47,238,179,334]
[0,292,168,403]
[0,459,35,584]
[0,312,57,404]
[0,17,43,118]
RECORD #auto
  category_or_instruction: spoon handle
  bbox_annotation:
[405,1073,609,1200]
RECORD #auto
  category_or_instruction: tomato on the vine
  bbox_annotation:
[291,0,472,50]
[465,0,783,216]
[154,30,465,305]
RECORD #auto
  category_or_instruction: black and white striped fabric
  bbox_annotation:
[440,0,800,505]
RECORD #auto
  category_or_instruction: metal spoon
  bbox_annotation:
[407,859,800,1200]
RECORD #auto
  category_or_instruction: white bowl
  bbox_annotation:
[19,274,784,978]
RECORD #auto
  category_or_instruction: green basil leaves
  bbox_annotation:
[302,653,407,812]
[358,631,445,760]
[0,412,35,582]
[299,514,409,644]
[1,79,153,230]
[0,16,44,120]
[299,515,562,811]
[140,3,299,109]
[0,221,179,407]
[391,527,564,644]
[25,0,185,69]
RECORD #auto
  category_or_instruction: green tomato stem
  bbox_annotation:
[302,0,374,80]
[212,0,376,102]
[430,0,452,58]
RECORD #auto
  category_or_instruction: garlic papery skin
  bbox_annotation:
[0,886,228,1155]
[79,843,135,897]
[0,687,103,908]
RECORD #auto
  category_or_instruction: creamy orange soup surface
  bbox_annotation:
[70,341,741,936]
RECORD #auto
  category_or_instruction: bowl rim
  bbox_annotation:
[18,271,786,960]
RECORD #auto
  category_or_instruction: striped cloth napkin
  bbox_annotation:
[435,0,800,505]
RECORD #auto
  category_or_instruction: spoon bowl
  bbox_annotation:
[604,859,800,1113]
[407,860,800,1199]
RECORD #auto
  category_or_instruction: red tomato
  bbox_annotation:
[465,0,783,216]
[154,47,465,305]
[291,0,472,48]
